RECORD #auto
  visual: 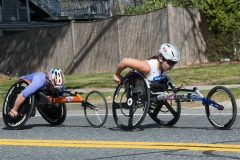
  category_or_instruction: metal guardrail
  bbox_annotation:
[0,7,2,22]
[33,0,110,16]
[60,0,110,16]
[37,0,61,15]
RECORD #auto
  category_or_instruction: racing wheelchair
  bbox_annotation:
[2,79,108,130]
[112,70,237,131]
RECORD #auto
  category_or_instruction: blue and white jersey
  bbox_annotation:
[146,59,167,82]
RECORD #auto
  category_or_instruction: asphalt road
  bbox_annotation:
[0,108,240,160]
[0,84,240,159]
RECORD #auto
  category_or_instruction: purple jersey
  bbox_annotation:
[20,72,64,97]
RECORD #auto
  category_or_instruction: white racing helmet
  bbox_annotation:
[49,68,65,89]
[159,43,180,62]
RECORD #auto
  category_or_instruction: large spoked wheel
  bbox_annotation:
[84,90,108,128]
[205,86,237,130]
[2,80,34,130]
[148,91,181,126]
[112,71,150,131]
[37,103,67,125]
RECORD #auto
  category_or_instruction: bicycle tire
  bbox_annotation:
[205,86,237,130]
[84,90,108,128]
[112,71,150,131]
[2,80,34,130]
[37,103,67,125]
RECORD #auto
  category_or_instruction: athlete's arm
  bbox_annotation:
[22,74,46,97]
[114,58,150,84]
[10,73,46,115]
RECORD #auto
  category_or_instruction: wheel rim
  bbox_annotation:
[112,72,150,131]
[37,103,67,125]
[206,86,237,129]
[84,90,108,127]
[2,80,33,129]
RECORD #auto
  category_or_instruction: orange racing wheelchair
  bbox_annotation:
[2,79,108,130]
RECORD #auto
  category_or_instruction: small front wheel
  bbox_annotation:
[83,90,108,128]
[205,86,237,130]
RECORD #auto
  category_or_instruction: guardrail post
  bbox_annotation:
[88,0,91,15]
[0,7,2,22]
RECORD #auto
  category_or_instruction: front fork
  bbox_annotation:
[82,100,98,111]
[202,98,224,110]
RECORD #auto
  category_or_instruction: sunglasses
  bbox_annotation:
[163,58,178,66]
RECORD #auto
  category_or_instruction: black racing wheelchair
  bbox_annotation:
[112,70,237,131]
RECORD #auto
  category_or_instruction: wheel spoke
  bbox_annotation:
[164,101,177,116]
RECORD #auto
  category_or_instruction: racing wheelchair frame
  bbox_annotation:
[112,70,237,131]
